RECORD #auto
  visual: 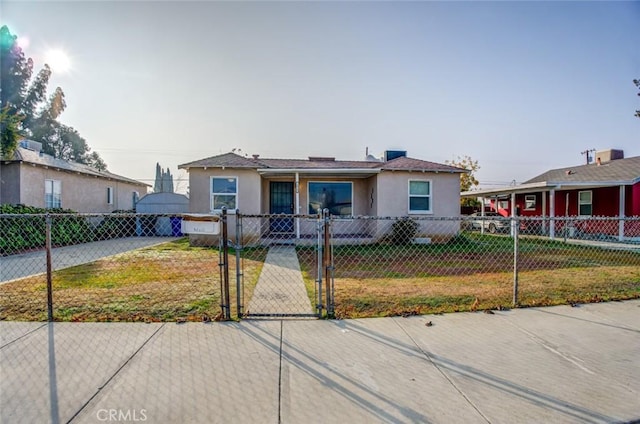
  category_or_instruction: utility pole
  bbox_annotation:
[580,149,595,165]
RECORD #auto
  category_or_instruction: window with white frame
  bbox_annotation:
[408,180,431,213]
[45,179,62,209]
[308,182,353,216]
[107,187,114,205]
[524,195,536,211]
[211,177,238,211]
[578,191,592,216]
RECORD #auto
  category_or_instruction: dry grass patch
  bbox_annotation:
[334,265,640,318]
[0,239,265,322]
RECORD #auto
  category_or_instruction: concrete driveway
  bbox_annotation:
[0,237,178,283]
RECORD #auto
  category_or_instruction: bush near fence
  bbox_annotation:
[0,205,93,255]
[0,205,163,256]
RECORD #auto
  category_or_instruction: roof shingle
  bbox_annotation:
[524,156,640,184]
[178,152,465,173]
[11,147,148,187]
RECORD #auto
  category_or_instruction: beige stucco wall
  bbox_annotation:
[186,168,262,244]
[0,163,21,205]
[374,171,462,240]
[0,163,147,212]
[187,168,262,214]
[375,171,461,217]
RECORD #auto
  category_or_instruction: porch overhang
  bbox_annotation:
[257,168,381,179]
[461,180,637,199]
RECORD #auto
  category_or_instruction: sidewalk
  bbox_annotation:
[1,300,639,423]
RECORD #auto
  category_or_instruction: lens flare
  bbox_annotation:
[45,49,72,74]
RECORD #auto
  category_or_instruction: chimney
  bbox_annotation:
[595,149,624,164]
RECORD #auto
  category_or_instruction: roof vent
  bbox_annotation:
[595,149,623,164]
[384,150,407,161]
[308,156,335,162]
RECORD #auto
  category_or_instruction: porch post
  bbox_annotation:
[510,192,516,237]
[549,189,556,240]
[619,185,625,241]
[541,191,547,235]
[295,172,300,239]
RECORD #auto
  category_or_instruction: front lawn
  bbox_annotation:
[297,233,640,318]
[0,239,265,322]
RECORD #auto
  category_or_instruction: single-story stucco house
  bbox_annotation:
[0,140,149,213]
[178,150,466,243]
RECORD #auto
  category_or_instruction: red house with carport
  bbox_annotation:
[461,150,640,241]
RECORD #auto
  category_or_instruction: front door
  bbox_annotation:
[269,182,294,233]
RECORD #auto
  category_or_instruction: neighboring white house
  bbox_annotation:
[178,150,466,243]
[0,140,148,212]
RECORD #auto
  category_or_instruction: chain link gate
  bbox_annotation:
[234,211,334,319]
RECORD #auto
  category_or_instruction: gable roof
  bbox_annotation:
[7,147,149,187]
[461,155,640,198]
[178,152,465,174]
[524,156,640,185]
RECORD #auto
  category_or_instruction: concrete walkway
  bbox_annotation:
[1,300,639,423]
[0,237,178,283]
[246,246,315,317]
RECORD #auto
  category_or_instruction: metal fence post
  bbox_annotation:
[221,207,230,320]
[235,210,243,319]
[323,209,334,318]
[316,213,323,317]
[45,214,54,322]
[513,216,519,306]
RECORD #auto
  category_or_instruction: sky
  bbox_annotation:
[2,0,639,193]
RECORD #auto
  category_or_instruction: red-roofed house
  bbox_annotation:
[178,150,466,242]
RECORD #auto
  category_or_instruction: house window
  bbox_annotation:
[211,177,237,211]
[45,180,62,209]
[524,195,536,211]
[107,187,114,205]
[578,191,592,216]
[408,180,431,214]
[308,182,352,216]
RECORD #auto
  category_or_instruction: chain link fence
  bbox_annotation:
[1,212,638,322]
[1,213,224,322]
[327,215,639,317]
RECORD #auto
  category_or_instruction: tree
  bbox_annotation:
[153,163,174,193]
[634,79,640,119]
[0,25,105,169]
[0,106,22,158]
[446,155,481,207]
